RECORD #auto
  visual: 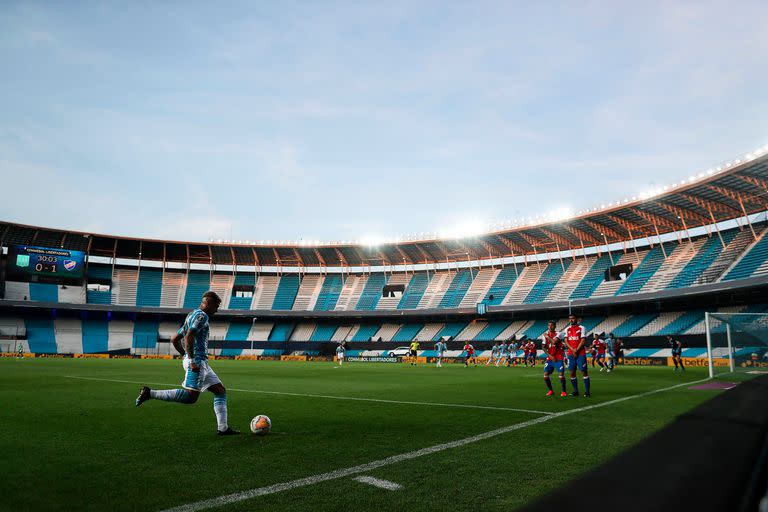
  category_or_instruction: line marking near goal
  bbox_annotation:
[353,476,402,491]
[63,375,553,415]
[156,377,710,512]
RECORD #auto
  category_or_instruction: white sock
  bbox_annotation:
[213,394,228,431]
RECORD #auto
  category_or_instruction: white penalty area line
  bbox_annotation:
[353,476,402,491]
[62,375,552,415]
[158,376,710,512]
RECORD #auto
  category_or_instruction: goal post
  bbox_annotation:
[705,312,768,378]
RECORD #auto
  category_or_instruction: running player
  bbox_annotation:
[486,342,500,366]
[590,334,599,367]
[336,341,346,366]
[668,335,685,372]
[409,340,420,366]
[135,291,238,435]
[510,339,520,366]
[542,321,567,397]
[527,340,537,366]
[434,339,447,367]
[605,332,616,371]
[497,341,508,366]
[595,336,608,372]
[463,342,476,367]
[17,342,24,358]
[522,340,530,366]
[614,337,624,365]
[562,314,590,397]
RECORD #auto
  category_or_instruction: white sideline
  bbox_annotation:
[63,375,553,415]
[353,476,402,491]
[157,377,710,512]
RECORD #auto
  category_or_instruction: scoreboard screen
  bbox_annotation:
[5,245,85,283]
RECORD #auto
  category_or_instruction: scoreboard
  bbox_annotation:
[5,245,85,283]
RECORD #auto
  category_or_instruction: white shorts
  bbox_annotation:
[337,354,345,360]
[181,357,222,392]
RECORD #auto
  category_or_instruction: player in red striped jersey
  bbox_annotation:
[542,321,567,397]
[562,314,591,397]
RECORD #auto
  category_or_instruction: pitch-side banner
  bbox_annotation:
[346,356,399,363]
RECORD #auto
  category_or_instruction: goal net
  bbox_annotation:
[705,312,768,377]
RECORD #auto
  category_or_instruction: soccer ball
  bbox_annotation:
[250,415,271,435]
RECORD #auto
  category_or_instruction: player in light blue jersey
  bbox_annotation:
[486,342,500,366]
[135,291,239,436]
[434,339,447,367]
[336,342,346,366]
[498,341,509,366]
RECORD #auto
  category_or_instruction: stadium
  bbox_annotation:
[3,153,768,361]
[3,4,768,512]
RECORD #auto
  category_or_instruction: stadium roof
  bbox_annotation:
[2,150,768,268]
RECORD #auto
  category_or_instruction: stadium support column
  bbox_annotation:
[726,323,735,373]
[708,209,727,249]
[652,222,667,259]
[737,195,758,241]
[705,312,714,379]
[677,209,694,247]
[601,233,614,265]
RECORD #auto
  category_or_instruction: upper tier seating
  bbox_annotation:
[314,274,344,311]
[503,264,546,305]
[617,243,677,295]
[569,254,614,300]
[459,268,499,308]
[374,273,405,310]
[483,266,520,305]
[417,272,453,309]
[335,275,368,311]
[136,268,163,307]
[524,259,571,304]
[5,224,768,313]
[722,226,768,281]
[160,270,186,308]
[292,275,323,311]
[667,230,739,289]
[183,271,210,309]
[640,238,703,292]
[546,257,594,302]
[272,275,300,310]
[398,273,430,309]
[439,270,474,308]
[229,273,256,310]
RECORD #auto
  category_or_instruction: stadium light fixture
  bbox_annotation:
[360,235,385,247]
[546,207,574,222]
[439,219,489,239]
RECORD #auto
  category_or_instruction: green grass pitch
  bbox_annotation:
[0,358,738,511]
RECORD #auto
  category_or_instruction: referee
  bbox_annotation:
[409,340,420,366]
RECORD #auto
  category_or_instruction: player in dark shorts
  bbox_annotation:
[667,335,685,372]
[463,342,476,367]
[590,334,599,367]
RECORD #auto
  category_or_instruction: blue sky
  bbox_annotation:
[1,1,767,243]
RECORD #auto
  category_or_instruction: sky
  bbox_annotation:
[1,1,767,243]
